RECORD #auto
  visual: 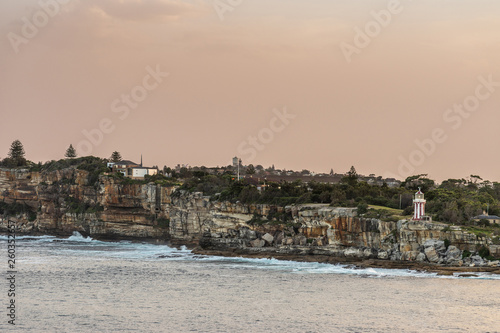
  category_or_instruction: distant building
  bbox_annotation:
[473,212,500,225]
[108,160,140,176]
[232,157,240,169]
[108,157,157,179]
[128,166,158,179]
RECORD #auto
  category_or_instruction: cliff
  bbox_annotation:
[1,168,498,268]
[172,193,497,267]
[0,168,169,239]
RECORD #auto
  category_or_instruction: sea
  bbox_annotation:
[1,232,499,333]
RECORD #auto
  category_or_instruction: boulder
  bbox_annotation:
[390,250,402,261]
[250,239,265,248]
[471,255,485,267]
[416,252,427,262]
[377,250,389,260]
[424,240,445,263]
[444,246,461,264]
[274,232,284,245]
[424,247,439,263]
[293,235,307,246]
[487,260,500,267]
[262,233,274,245]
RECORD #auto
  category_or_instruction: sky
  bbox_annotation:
[1,0,500,182]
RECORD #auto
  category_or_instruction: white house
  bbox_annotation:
[108,157,158,179]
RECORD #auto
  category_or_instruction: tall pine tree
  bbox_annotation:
[8,140,26,166]
[65,144,77,158]
[110,151,122,162]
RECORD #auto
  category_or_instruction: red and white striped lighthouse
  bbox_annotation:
[413,187,426,220]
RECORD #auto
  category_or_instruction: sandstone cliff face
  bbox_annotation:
[170,194,496,266]
[0,168,497,266]
[0,168,168,239]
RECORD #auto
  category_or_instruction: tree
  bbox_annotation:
[110,151,122,163]
[65,144,77,158]
[246,164,256,175]
[402,174,435,192]
[347,166,357,178]
[341,166,358,186]
[8,140,25,160]
[7,140,26,166]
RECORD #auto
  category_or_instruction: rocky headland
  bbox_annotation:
[1,167,499,275]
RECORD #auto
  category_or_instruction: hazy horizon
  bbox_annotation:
[2,0,500,182]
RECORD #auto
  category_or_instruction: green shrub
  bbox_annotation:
[64,197,103,215]
[247,213,267,226]
[0,201,37,221]
[444,238,451,250]
[28,211,37,222]
[357,202,368,215]
[478,246,490,259]
[156,217,170,228]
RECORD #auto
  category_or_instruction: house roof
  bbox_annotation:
[130,166,157,170]
[115,160,139,166]
[473,214,500,220]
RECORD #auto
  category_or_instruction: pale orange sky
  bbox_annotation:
[1,0,500,182]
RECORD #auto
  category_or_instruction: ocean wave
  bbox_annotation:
[6,233,500,280]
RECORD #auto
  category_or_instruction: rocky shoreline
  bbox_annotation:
[3,228,500,276]
[191,247,500,277]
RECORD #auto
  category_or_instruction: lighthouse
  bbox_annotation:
[413,187,426,220]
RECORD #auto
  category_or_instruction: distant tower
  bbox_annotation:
[413,187,426,220]
[140,154,143,167]
[232,156,239,168]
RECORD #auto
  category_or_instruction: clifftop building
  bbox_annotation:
[107,157,157,179]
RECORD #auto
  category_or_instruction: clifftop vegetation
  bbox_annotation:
[1,139,500,230]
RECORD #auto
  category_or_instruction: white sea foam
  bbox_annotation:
[66,231,94,242]
[4,233,500,280]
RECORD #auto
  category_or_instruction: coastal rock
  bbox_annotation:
[487,260,499,267]
[471,255,485,267]
[416,252,427,262]
[344,247,363,258]
[262,233,274,245]
[377,250,388,260]
[444,246,462,264]
[274,232,284,245]
[489,245,500,257]
[250,239,265,248]
[424,240,445,263]
[239,227,257,240]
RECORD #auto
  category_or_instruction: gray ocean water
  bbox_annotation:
[2,232,500,333]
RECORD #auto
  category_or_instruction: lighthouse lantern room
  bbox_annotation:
[413,187,426,220]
